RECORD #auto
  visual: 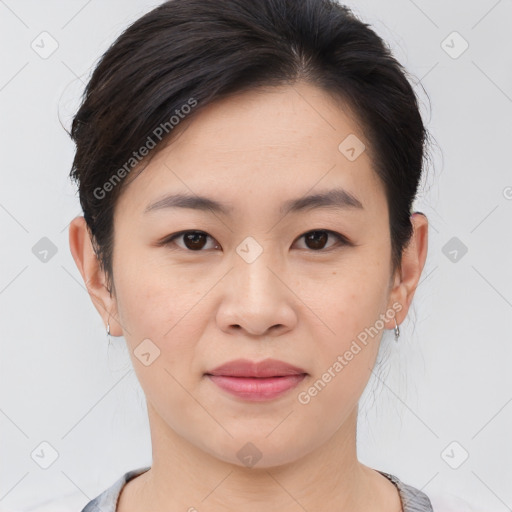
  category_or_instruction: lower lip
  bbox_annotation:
[206,374,307,401]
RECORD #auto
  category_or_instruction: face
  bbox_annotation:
[84,82,407,467]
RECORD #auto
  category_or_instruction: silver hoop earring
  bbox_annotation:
[394,318,400,342]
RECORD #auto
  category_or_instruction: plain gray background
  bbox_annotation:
[1,0,511,510]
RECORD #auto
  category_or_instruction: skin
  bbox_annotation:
[69,81,428,512]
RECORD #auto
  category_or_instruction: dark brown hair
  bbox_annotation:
[68,0,432,294]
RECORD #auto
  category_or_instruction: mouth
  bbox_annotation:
[204,358,308,401]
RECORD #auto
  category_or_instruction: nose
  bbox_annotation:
[216,249,297,337]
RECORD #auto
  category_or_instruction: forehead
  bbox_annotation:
[166,82,367,159]
[117,82,385,216]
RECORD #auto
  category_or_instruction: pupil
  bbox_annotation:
[306,231,327,250]
[185,232,206,250]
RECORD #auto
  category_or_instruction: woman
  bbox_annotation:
[68,0,432,510]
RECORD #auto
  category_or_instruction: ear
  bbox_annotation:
[385,212,429,328]
[68,216,123,337]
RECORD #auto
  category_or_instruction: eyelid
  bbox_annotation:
[159,229,353,251]
[160,230,219,249]
[293,230,352,250]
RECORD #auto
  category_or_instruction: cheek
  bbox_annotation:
[111,264,198,383]
[113,263,204,406]
[303,288,385,426]
[307,260,389,386]
[112,242,199,331]
[318,263,389,339]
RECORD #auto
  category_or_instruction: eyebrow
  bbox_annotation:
[143,187,364,216]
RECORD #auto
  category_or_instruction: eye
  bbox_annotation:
[160,229,351,252]
[163,230,220,251]
[294,229,350,251]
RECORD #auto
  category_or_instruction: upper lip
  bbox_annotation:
[206,358,307,378]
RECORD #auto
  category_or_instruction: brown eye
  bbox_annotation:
[305,231,328,250]
[162,229,349,252]
[165,231,219,251]
[296,230,348,251]
[183,232,208,250]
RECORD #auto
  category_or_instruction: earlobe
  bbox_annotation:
[68,216,122,336]
[386,212,429,328]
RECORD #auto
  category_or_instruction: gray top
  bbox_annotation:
[80,466,433,511]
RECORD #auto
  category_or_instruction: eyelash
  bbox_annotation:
[160,229,352,252]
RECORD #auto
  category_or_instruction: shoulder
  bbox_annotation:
[377,470,434,512]
[80,466,151,512]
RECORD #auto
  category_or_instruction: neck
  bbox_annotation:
[118,403,396,512]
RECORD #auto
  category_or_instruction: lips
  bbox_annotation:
[205,358,308,401]
[205,358,307,378]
